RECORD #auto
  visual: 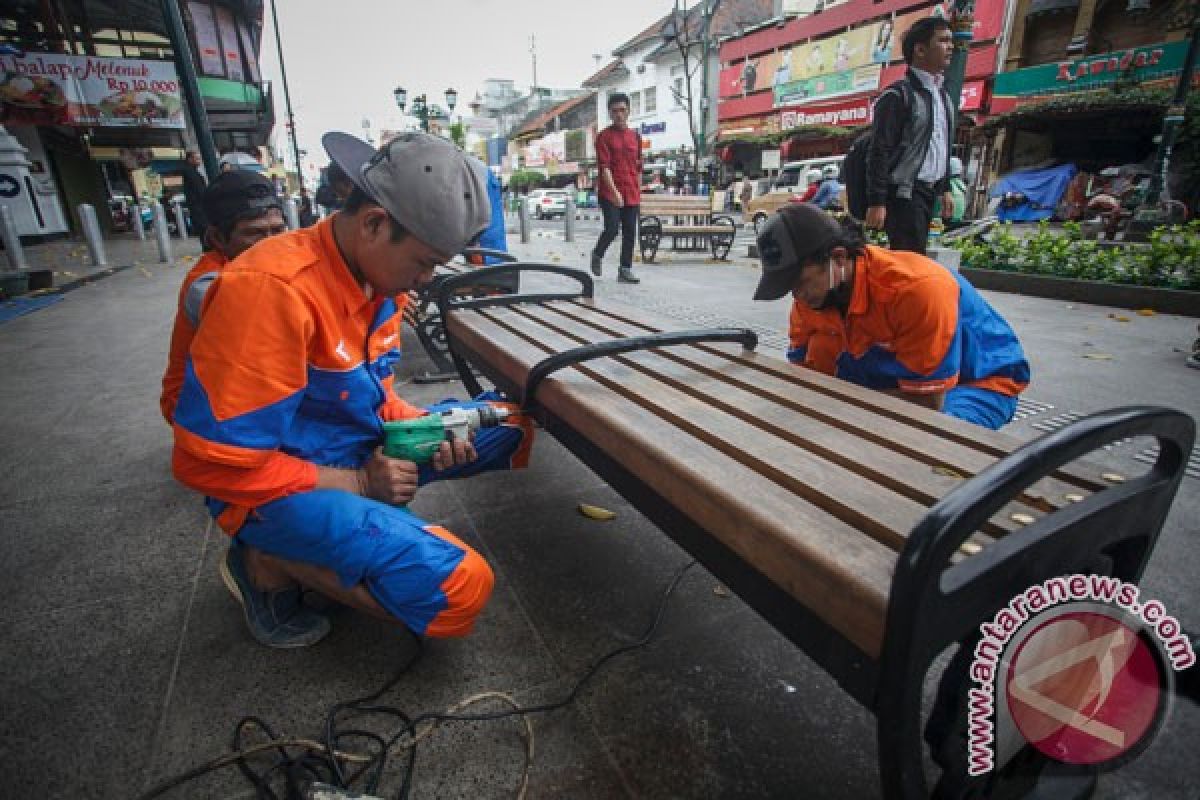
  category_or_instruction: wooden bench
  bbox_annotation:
[433,264,1193,798]
[638,195,737,263]
[400,247,517,382]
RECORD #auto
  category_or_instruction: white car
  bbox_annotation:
[528,189,568,219]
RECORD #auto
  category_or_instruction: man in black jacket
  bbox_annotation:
[864,17,955,254]
[180,150,209,238]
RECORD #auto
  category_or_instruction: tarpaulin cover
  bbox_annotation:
[990,163,1078,222]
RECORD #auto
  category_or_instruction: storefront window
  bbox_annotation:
[644,86,656,113]
[188,1,225,76]
[630,91,641,116]
[236,20,261,82]
[214,5,245,82]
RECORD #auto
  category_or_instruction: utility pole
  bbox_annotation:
[698,0,720,167]
[159,0,219,179]
[530,35,539,108]
[269,0,304,191]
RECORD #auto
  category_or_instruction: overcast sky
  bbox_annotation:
[257,0,681,176]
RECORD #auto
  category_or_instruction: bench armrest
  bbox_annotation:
[876,405,1194,798]
[458,247,519,264]
[522,328,758,407]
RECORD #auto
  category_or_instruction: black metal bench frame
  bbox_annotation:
[638,202,737,262]
[403,247,517,383]
[436,263,1194,799]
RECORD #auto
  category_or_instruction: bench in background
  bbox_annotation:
[638,195,737,263]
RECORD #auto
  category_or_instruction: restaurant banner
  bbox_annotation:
[774,64,881,108]
[0,51,185,128]
[780,95,872,129]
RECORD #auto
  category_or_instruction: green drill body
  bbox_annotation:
[381,406,511,463]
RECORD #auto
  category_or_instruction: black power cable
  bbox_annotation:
[137,560,698,800]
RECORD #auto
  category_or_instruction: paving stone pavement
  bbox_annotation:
[0,227,1195,799]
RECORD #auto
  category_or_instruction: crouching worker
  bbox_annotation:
[171,132,534,648]
[753,204,1029,430]
[161,170,288,424]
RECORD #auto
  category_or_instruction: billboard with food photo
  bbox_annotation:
[0,52,184,129]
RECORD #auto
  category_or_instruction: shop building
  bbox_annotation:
[0,0,272,238]
[716,0,1006,187]
[985,0,1197,205]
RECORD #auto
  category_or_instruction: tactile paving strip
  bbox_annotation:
[1133,445,1200,480]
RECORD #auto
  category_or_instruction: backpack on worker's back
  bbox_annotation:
[841,79,915,220]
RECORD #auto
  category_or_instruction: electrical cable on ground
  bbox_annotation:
[136,560,698,800]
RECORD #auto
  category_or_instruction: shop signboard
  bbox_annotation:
[993,40,1192,101]
[960,80,985,111]
[0,51,185,128]
[774,64,881,108]
[779,95,872,129]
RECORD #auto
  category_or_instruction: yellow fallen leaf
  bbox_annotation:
[959,541,983,556]
[139,268,152,278]
[578,503,616,521]
[1010,512,1036,525]
[713,584,730,598]
[932,465,964,479]
[1136,308,1156,316]
[1083,353,1113,360]
[1109,314,1131,322]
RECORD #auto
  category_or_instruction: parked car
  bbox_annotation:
[528,188,569,219]
[745,156,845,231]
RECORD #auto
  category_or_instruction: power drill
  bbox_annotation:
[381,405,511,463]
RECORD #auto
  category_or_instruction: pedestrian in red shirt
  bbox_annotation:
[591,93,642,283]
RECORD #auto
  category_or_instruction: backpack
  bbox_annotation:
[841,79,914,220]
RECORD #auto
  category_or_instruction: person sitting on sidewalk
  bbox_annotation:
[160,170,287,424]
[753,204,1030,430]
[171,132,535,648]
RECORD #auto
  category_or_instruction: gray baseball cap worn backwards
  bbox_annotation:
[322,131,491,257]
[753,204,842,301]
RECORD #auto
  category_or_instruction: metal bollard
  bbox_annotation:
[518,195,530,243]
[0,205,27,270]
[131,203,146,241]
[78,204,108,267]
[283,196,300,230]
[172,200,189,239]
[564,194,576,243]
[152,201,172,263]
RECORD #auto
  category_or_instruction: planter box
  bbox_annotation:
[961,268,1200,317]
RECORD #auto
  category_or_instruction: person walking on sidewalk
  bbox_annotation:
[160,170,287,424]
[181,150,209,238]
[171,132,535,648]
[591,92,642,283]
[863,17,956,254]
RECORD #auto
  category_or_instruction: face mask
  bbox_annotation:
[813,257,853,312]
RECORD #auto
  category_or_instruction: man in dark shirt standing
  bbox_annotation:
[180,150,209,238]
[591,93,642,284]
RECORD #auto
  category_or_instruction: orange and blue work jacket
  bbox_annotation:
[160,249,227,424]
[787,245,1029,397]
[171,217,425,534]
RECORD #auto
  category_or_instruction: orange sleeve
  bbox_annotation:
[172,445,318,508]
[888,277,960,381]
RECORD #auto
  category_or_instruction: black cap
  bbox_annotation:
[201,170,281,231]
[753,204,841,301]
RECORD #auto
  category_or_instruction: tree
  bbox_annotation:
[663,0,717,167]
[449,122,466,149]
[507,169,545,193]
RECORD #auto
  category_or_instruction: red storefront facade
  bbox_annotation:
[717,0,1006,174]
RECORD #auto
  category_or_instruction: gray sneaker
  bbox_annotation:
[590,253,603,277]
[219,543,331,648]
[618,267,640,284]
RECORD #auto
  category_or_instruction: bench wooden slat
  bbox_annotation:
[568,299,1110,494]
[540,300,1096,514]
[445,308,897,657]
[515,303,1045,540]
[489,304,936,551]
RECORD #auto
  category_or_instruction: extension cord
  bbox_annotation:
[306,782,383,800]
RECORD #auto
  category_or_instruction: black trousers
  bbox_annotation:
[885,183,936,255]
[594,198,639,268]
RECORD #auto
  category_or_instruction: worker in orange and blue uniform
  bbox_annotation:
[171,132,534,648]
[753,204,1029,429]
[160,170,287,424]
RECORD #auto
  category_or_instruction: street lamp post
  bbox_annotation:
[394,86,458,134]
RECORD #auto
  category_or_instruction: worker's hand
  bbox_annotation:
[864,205,886,229]
[430,437,478,472]
[942,193,955,221]
[362,447,420,505]
[613,192,624,208]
